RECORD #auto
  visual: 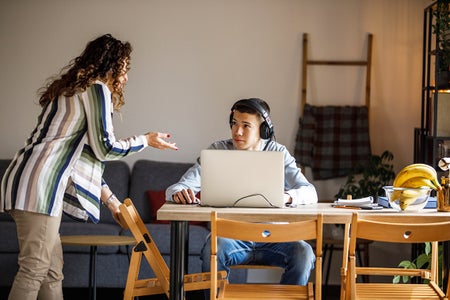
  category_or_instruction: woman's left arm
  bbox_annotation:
[100,185,127,228]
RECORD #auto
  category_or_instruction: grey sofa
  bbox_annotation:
[0,158,245,290]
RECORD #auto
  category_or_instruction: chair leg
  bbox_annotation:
[124,250,142,300]
[321,243,333,300]
[325,244,334,286]
[324,242,370,286]
[125,245,139,300]
[322,243,328,273]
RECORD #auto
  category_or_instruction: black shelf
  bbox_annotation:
[415,1,450,167]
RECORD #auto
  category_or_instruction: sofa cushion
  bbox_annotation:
[129,160,194,222]
[146,190,166,221]
[0,159,12,221]
[99,160,131,224]
[146,190,206,226]
[0,221,19,252]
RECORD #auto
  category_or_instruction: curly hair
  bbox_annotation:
[38,34,132,111]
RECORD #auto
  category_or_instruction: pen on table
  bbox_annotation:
[332,205,361,210]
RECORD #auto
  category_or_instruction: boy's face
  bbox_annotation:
[230,110,262,151]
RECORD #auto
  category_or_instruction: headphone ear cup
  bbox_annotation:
[260,122,272,139]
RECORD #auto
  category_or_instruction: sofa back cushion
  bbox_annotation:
[0,159,13,221]
[100,160,130,224]
[129,160,194,222]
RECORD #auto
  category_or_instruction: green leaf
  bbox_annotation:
[416,254,430,269]
[424,242,431,256]
[402,275,411,283]
[393,275,400,284]
[398,260,416,269]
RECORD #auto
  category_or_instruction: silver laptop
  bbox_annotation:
[200,149,285,208]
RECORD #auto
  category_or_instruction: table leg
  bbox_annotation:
[89,245,97,300]
[169,221,189,300]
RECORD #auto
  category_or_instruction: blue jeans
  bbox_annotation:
[200,236,315,296]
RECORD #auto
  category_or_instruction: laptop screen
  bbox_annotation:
[200,149,285,208]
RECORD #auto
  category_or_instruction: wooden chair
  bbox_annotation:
[209,211,323,300]
[342,212,450,300]
[119,198,227,299]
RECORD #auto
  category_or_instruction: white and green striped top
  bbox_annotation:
[1,81,147,222]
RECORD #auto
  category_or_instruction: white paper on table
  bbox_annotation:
[333,196,373,207]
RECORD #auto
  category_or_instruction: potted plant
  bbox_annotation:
[433,0,450,89]
[394,242,444,286]
[335,150,395,202]
[328,151,395,239]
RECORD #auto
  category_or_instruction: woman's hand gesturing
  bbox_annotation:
[145,132,178,150]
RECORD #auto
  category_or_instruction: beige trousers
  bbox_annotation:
[8,209,64,300]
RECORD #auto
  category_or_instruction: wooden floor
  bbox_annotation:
[0,285,341,300]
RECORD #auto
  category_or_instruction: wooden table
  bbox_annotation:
[60,235,136,300]
[157,202,450,300]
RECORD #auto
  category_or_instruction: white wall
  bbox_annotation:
[0,0,430,285]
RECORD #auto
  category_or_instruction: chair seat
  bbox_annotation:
[218,282,314,300]
[354,283,445,299]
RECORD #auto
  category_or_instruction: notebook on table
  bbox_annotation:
[200,149,285,208]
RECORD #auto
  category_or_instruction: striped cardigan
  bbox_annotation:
[1,81,147,223]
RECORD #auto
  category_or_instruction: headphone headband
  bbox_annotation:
[229,98,274,139]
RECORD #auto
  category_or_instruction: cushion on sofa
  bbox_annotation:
[146,189,206,226]
[0,159,12,221]
[129,160,194,222]
[0,221,19,252]
[100,160,131,224]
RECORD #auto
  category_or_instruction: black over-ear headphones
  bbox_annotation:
[229,98,274,139]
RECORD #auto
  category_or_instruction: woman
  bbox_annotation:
[1,33,178,300]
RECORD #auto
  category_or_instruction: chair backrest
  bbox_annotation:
[209,211,323,299]
[344,212,450,300]
[350,213,450,246]
[119,198,171,295]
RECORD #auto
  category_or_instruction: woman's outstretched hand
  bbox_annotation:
[145,132,178,150]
